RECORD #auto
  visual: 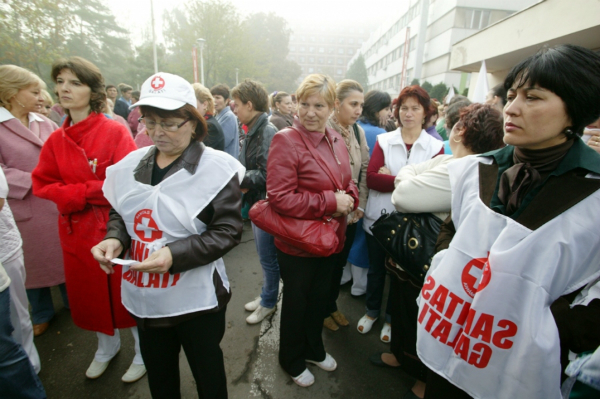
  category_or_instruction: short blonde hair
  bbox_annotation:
[336,79,363,103]
[41,89,54,106]
[0,65,46,110]
[192,83,215,114]
[296,74,336,108]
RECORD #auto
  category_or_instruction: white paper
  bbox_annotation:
[110,258,141,267]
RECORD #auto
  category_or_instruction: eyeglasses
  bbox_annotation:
[139,117,189,132]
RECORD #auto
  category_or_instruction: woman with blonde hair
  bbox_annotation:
[324,79,369,331]
[0,65,65,360]
[192,83,225,151]
[265,74,358,386]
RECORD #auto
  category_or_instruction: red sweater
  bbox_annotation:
[367,141,444,192]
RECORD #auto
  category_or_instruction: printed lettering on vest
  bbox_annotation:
[418,257,518,370]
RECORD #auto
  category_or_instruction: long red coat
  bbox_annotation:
[0,110,64,289]
[32,112,137,335]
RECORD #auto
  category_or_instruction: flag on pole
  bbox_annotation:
[471,60,490,104]
[445,86,455,104]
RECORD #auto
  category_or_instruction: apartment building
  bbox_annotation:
[350,0,539,97]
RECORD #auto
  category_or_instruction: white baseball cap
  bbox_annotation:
[130,72,196,111]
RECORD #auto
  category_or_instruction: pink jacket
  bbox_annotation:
[0,108,64,288]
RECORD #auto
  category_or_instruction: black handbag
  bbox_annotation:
[369,211,442,284]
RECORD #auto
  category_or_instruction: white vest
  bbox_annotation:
[363,128,443,233]
[103,146,245,318]
[416,155,600,399]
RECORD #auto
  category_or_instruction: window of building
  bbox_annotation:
[337,58,344,65]
[309,46,315,53]
[318,57,324,64]
[289,56,295,61]
[347,48,353,55]
[310,36,315,42]
[290,46,296,52]
[308,67,314,73]
[409,36,417,52]
[338,48,344,54]
[349,38,354,44]
[336,68,343,75]
[299,56,305,62]
[300,46,306,52]
[328,58,333,64]
[309,57,315,63]
[319,47,324,53]
[339,38,345,44]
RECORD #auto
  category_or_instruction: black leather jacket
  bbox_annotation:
[104,141,243,326]
[239,112,277,207]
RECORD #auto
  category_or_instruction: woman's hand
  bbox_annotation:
[91,238,123,275]
[130,247,173,274]
[334,191,354,216]
[378,166,392,175]
[349,209,364,224]
[587,131,600,154]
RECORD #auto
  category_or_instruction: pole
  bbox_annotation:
[150,0,158,73]
[192,46,199,83]
[235,68,239,86]
[200,45,205,85]
[400,27,410,90]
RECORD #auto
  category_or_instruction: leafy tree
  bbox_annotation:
[410,78,419,86]
[430,82,448,102]
[462,87,469,97]
[421,81,433,94]
[345,53,368,90]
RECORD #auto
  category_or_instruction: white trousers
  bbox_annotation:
[341,262,368,296]
[4,250,41,374]
[95,327,143,365]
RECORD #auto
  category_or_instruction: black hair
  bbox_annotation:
[446,99,472,131]
[504,44,600,137]
[360,90,391,126]
[490,83,507,106]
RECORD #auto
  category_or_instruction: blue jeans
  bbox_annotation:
[26,283,69,324]
[365,233,392,323]
[251,222,280,309]
[0,289,46,398]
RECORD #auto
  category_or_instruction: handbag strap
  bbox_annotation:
[291,127,343,191]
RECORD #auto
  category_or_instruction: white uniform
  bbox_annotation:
[416,155,600,399]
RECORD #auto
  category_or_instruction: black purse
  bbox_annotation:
[369,211,442,285]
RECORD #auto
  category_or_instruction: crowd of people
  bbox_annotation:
[1,43,600,399]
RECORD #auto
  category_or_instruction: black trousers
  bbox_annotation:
[136,307,228,399]
[425,370,473,399]
[277,249,336,377]
[389,276,429,382]
[326,223,358,315]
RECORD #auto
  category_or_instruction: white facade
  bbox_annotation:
[350,0,539,98]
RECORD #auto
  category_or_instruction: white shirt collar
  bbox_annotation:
[0,107,44,125]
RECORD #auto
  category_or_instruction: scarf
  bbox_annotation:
[498,139,573,215]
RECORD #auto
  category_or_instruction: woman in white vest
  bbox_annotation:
[358,85,443,342]
[92,73,244,399]
[418,45,600,399]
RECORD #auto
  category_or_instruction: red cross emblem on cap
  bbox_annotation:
[133,209,163,242]
[150,75,165,90]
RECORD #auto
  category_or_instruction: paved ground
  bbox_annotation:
[36,221,413,398]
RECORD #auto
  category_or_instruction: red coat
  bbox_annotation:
[32,112,137,335]
[266,119,358,257]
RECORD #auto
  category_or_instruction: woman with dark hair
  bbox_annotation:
[269,91,294,131]
[233,79,281,325]
[31,56,143,382]
[358,90,392,154]
[371,104,505,399]
[358,85,443,343]
[418,44,600,399]
[93,72,244,398]
[486,83,507,114]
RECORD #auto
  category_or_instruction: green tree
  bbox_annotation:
[430,82,448,102]
[410,78,419,86]
[421,81,433,94]
[345,53,368,90]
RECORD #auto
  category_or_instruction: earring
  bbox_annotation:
[564,128,574,137]
[452,137,462,143]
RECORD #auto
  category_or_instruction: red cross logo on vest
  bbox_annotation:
[150,75,165,90]
[133,209,163,242]
[461,254,492,298]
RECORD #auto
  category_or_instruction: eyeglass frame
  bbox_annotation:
[138,117,190,132]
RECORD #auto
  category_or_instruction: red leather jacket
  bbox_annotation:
[266,119,359,257]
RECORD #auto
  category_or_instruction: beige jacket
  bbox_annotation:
[327,117,370,216]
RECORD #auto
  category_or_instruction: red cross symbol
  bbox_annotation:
[150,76,165,90]
[133,209,163,242]
[461,254,492,298]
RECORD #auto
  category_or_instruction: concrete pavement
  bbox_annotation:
[36,222,413,398]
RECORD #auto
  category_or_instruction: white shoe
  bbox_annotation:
[291,368,315,387]
[380,323,391,343]
[244,296,262,312]
[357,314,377,334]
[306,353,337,371]
[86,359,111,379]
[246,305,276,324]
[121,363,146,383]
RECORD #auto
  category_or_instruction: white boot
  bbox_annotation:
[246,305,276,324]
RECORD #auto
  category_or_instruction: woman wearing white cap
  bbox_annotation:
[92,72,244,398]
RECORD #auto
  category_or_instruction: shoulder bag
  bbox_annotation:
[369,210,442,284]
